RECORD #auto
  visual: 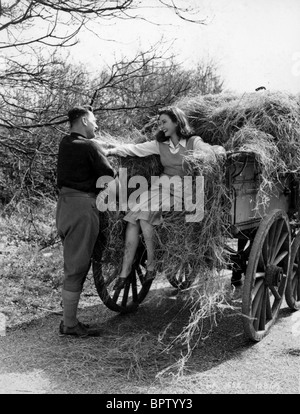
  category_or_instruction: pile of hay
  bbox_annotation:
[178,90,300,217]
[93,91,300,358]
[177,90,300,171]
[96,90,300,276]
[94,131,230,282]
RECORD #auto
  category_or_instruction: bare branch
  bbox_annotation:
[0,1,206,50]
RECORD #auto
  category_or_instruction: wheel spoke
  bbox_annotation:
[121,282,130,307]
[253,286,265,331]
[259,287,267,331]
[112,289,121,303]
[270,219,284,260]
[271,231,288,263]
[136,266,144,284]
[262,240,269,267]
[268,221,277,251]
[131,275,138,302]
[255,272,265,279]
[252,278,264,299]
[266,288,273,320]
[252,282,264,318]
[279,274,287,296]
[273,250,289,266]
[269,285,281,302]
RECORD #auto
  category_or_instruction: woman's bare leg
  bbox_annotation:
[140,219,155,271]
[119,221,141,279]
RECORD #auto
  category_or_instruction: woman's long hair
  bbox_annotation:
[155,106,194,142]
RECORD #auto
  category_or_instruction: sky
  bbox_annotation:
[70,0,300,94]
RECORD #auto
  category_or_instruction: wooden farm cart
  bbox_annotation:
[92,150,300,342]
[225,151,300,341]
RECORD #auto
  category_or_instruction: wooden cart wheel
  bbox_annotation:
[93,241,152,313]
[166,259,197,290]
[285,231,300,310]
[242,209,291,341]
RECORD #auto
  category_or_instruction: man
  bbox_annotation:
[56,105,116,337]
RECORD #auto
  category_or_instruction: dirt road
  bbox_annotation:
[0,276,299,394]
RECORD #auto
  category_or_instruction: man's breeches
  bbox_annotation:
[56,189,99,292]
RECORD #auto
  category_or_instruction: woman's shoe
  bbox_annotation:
[143,270,156,285]
[113,277,127,290]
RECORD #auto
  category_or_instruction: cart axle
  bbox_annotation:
[265,265,283,287]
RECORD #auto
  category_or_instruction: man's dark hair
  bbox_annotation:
[68,105,93,127]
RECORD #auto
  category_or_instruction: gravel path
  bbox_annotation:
[0,276,299,394]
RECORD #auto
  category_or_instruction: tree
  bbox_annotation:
[188,60,224,96]
[0,49,223,206]
[0,0,206,129]
[0,0,222,207]
[0,1,205,50]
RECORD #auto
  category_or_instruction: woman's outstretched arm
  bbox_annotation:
[105,140,160,158]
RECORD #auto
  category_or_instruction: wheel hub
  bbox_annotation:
[265,264,283,287]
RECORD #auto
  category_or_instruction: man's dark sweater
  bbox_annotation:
[57,132,115,193]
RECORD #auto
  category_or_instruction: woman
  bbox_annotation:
[105,106,219,290]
